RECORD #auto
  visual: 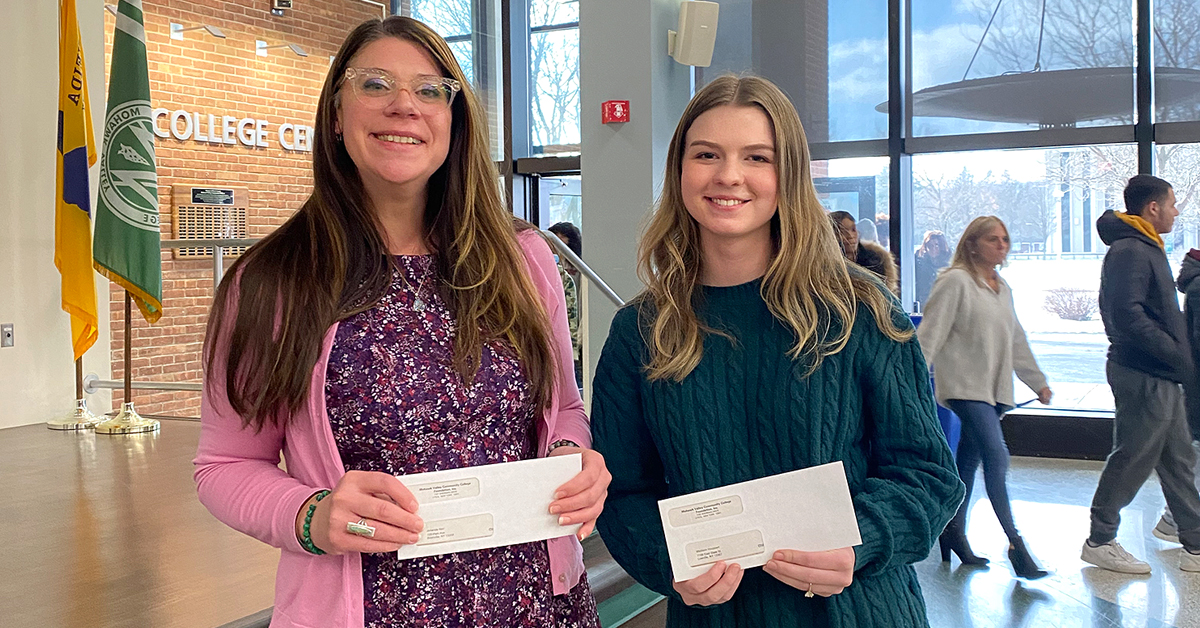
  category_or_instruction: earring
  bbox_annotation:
[335,131,343,142]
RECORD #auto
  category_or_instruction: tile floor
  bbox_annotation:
[917,457,1200,628]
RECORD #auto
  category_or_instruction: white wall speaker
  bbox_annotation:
[668,1,720,67]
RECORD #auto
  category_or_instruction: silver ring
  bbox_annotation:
[804,582,815,598]
[346,518,376,538]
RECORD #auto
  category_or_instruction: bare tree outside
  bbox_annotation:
[410,1,475,81]
[912,165,1050,250]
[529,0,580,152]
[944,0,1200,241]
[961,0,1131,77]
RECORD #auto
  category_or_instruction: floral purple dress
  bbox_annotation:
[325,255,599,628]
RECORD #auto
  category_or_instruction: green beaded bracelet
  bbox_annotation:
[300,490,331,555]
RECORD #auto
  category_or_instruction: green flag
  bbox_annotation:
[93,0,161,323]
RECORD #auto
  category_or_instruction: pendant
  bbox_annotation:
[413,297,426,313]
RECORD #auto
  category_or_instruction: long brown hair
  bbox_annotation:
[637,75,911,381]
[206,16,554,429]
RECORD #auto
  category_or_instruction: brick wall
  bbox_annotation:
[104,0,382,417]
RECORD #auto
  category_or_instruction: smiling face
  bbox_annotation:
[680,105,779,252]
[336,37,452,205]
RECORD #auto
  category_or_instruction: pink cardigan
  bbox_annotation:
[194,230,591,628]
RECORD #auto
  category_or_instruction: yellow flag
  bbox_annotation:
[56,0,99,359]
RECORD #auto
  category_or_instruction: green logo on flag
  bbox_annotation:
[98,100,159,231]
[93,0,162,323]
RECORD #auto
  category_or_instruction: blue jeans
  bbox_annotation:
[947,399,1020,541]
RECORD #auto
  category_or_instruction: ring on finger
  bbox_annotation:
[804,582,815,598]
[346,518,377,538]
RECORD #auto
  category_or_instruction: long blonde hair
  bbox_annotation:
[949,215,1009,289]
[208,17,554,429]
[637,75,911,381]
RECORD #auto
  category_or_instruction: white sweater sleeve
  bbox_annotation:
[916,270,966,369]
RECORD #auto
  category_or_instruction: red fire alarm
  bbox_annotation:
[601,100,630,124]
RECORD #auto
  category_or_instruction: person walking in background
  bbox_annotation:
[549,222,584,389]
[1083,174,1200,574]
[857,216,879,244]
[1157,248,1200,544]
[917,215,1053,580]
[914,230,951,309]
[830,210,898,293]
[193,17,608,627]
[875,212,891,250]
[591,74,962,627]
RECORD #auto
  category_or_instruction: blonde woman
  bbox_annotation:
[194,17,607,627]
[917,216,1052,580]
[590,75,962,627]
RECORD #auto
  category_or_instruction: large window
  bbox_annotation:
[411,0,474,77]
[702,0,888,143]
[407,0,505,160]
[910,0,1134,137]
[910,145,1138,412]
[1157,143,1200,252]
[1155,0,1200,123]
[529,0,580,154]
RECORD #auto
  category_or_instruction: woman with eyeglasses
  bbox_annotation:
[195,17,606,628]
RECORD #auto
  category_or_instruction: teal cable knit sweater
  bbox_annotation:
[592,279,963,628]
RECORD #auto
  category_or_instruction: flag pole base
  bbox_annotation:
[46,399,102,430]
[95,402,160,435]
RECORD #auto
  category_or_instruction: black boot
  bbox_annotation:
[939,520,989,566]
[1008,536,1049,580]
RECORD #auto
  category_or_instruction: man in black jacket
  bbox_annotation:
[1083,174,1200,574]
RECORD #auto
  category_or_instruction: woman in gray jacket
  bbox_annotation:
[917,215,1053,580]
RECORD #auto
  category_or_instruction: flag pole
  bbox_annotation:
[91,0,161,435]
[47,357,101,430]
[95,291,158,434]
[124,290,131,401]
[47,0,101,431]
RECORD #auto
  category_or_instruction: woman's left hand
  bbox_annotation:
[763,548,856,598]
[1037,386,1053,405]
[548,446,611,540]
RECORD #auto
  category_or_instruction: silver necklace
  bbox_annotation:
[406,261,432,312]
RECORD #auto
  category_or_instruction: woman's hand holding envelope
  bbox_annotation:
[548,447,611,540]
[300,470,426,555]
[763,547,856,597]
[673,561,744,606]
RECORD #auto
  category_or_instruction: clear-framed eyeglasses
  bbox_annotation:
[342,67,461,113]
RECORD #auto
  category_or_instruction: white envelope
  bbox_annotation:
[395,454,583,560]
[657,461,862,582]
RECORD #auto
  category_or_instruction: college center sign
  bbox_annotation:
[152,108,315,152]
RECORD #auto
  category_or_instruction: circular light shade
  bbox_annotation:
[875,67,1200,126]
